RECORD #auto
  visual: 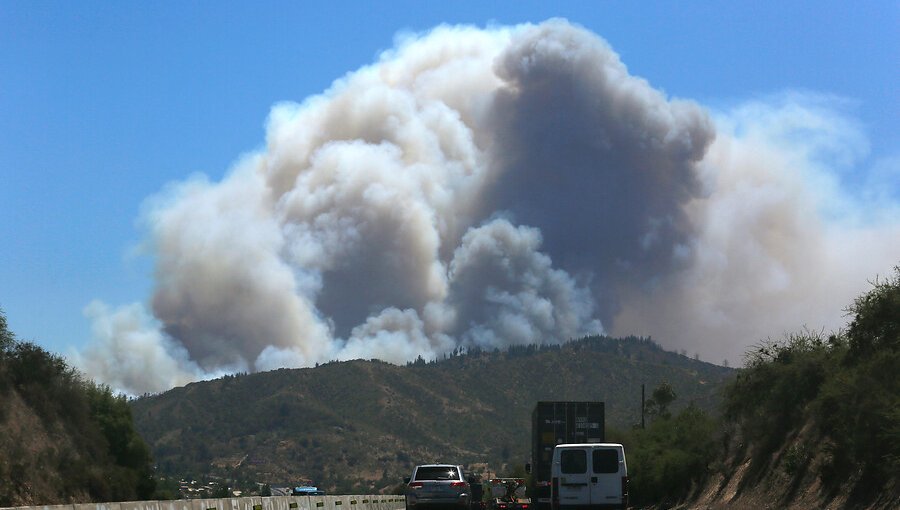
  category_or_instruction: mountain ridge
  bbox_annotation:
[130,336,733,493]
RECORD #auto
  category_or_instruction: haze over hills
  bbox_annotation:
[129,335,732,493]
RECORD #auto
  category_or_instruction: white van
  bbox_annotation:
[550,443,628,510]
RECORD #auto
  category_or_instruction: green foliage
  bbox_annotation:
[845,266,900,361]
[724,331,836,454]
[150,477,181,500]
[814,268,900,493]
[644,381,677,420]
[85,383,157,499]
[613,404,718,507]
[722,265,900,499]
[782,443,809,477]
[0,308,156,504]
[0,308,13,353]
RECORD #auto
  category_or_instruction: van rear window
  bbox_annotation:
[560,449,587,474]
[592,449,619,474]
[415,467,460,480]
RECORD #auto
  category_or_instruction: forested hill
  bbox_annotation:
[130,335,733,493]
[0,311,155,506]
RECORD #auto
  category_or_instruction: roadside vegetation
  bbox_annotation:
[608,384,718,508]
[719,265,900,506]
[0,310,156,505]
[613,265,900,508]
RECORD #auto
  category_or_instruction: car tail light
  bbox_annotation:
[450,481,466,487]
[409,482,424,488]
[521,505,529,509]
[621,476,629,504]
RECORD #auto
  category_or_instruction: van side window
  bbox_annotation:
[592,449,619,474]
[560,449,587,474]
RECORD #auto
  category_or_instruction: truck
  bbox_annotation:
[487,478,530,510]
[527,402,605,510]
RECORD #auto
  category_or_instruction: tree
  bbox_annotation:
[0,308,13,353]
[645,382,677,419]
[845,265,900,362]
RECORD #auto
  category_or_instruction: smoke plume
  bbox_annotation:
[76,20,900,394]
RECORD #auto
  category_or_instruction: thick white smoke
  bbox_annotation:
[78,20,900,394]
[613,93,900,363]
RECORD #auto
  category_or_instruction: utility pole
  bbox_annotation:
[641,384,645,429]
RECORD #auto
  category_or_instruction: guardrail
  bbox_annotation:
[0,494,407,510]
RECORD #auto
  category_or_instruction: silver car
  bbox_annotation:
[405,464,472,510]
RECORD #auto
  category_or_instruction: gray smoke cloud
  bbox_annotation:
[486,23,714,321]
[75,20,900,395]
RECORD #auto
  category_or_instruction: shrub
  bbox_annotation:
[614,403,718,506]
[722,265,900,499]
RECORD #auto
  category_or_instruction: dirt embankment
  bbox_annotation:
[671,422,899,510]
[0,389,91,506]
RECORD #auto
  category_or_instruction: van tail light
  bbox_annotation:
[450,482,466,487]
[621,476,629,505]
[409,482,424,488]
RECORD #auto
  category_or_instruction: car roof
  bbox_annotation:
[415,464,461,467]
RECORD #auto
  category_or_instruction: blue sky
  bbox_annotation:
[1,1,897,359]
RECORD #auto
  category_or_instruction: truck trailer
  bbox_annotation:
[528,401,605,510]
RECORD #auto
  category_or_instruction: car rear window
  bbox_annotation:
[415,466,460,480]
[592,449,619,474]
[560,449,587,474]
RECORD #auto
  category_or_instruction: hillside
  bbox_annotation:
[675,267,900,510]
[0,311,156,506]
[130,336,733,493]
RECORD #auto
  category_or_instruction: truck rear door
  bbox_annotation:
[557,447,590,507]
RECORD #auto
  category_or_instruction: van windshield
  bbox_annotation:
[560,449,587,474]
[415,467,460,480]
[592,449,619,473]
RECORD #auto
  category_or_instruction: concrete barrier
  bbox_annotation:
[121,501,160,510]
[263,497,292,510]
[1,495,403,510]
[26,505,75,510]
[72,504,120,510]
[157,501,192,510]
